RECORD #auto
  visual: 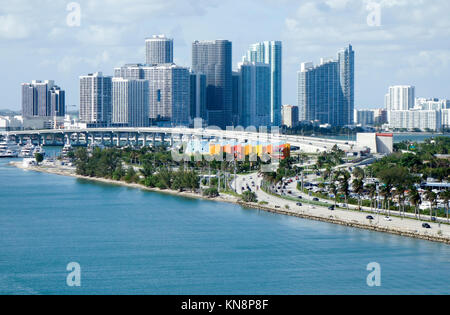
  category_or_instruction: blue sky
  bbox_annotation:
[0,0,449,112]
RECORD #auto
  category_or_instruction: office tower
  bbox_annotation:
[297,45,355,127]
[415,98,450,111]
[114,64,144,80]
[192,40,232,128]
[298,60,340,125]
[49,86,65,117]
[146,35,173,65]
[338,45,355,125]
[282,105,299,128]
[79,73,112,126]
[21,80,65,118]
[354,109,375,126]
[385,85,415,111]
[114,63,191,126]
[243,41,282,126]
[232,71,241,126]
[373,109,388,125]
[389,110,441,131]
[144,64,190,126]
[112,78,149,127]
[238,62,271,128]
[190,71,207,121]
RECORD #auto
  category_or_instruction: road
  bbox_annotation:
[232,172,450,240]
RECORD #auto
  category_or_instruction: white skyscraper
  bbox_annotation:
[145,35,174,65]
[112,78,149,127]
[143,64,190,126]
[79,73,112,126]
[385,85,415,111]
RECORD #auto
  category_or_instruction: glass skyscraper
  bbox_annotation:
[237,62,271,128]
[297,45,355,127]
[192,40,232,128]
[243,41,282,126]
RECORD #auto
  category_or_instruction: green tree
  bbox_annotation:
[34,153,44,165]
[242,191,258,203]
[425,190,437,221]
[352,178,364,210]
[408,187,422,219]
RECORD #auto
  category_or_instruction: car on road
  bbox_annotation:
[328,206,335,211]
[288,191,292,194]
[366,216,374,220]
[422,223,431,229]
[313,198,320,202]
[298,196,303,199]
[275,206,281,209]
[384,216,392,222]
[296,203,303,207]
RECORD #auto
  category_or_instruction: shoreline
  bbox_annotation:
[10,161,450,245]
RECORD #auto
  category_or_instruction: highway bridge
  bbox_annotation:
[1,127,360,153]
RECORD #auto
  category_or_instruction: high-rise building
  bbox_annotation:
[243,41,282,126]
[385,85,415,112]
[282,105,299,128]
[145,35,174,65]
[192,40,232,128]
[232,71,241,126]
[145,64,190,126]
[115,64,191,126]
[49,86,65,117]
[112,78,149,127]
[338,45,355,125]
[237,62,271,128]
[389,110,441,131]
[21,80,65,118]
[415,98,450,111]
[354,109,375,126]
[79,73,112,126]
[297,45,355,127]
[190,71,207,121]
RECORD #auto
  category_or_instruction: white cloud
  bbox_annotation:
[0,14,30,39]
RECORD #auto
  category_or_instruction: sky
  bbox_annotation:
[0,0,449,112]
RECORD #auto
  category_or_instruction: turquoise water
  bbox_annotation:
[0,158,449,295]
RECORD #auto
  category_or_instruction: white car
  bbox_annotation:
[384,216,392,222]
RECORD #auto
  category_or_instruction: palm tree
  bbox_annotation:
[408,187,422,219]
[440,190,450,223]
[425,190,437,221]
[352,178,364,211]
[366,184,377,211]
[380,185,391,216]
[330,183,338,207]
[338,170,351,210]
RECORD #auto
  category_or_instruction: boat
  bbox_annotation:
[19,140,46,158]
[60,143,74,158]
[0,139,20,158]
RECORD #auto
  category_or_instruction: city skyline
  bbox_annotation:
[1,1,449,111]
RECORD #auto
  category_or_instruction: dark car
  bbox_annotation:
[298,196,303,199]
[313,198,320,202]
[366,216,375,220]
[296,203,303,207]
[328,206,335,211]
[422,223,431,229]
